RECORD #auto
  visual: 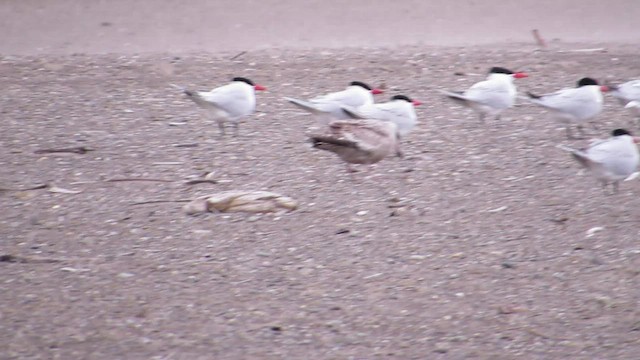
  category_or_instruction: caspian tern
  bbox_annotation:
[173,77,266,136]
[557,128,640,194]
[525,77,608,139]
[310,119,399,173]
[609,79,640,105]
[625,101,640,117]
[439,67,528,122]
[341,94,421,138]
[284,81,384,121]
[610,80,640,117]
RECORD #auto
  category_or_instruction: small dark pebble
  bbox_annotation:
[454,71,465,76]
[270,326,282,332]
[174,143,199,148]
[335,229,350,235]
[548,217,569,225]
[0,254,17,262]
[501,262,516,269]
[589,257,604,266]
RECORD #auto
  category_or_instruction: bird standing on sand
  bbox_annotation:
[285,81,384,121]
[609,80,640,118]
[557,128,639,194]
[609,79,640,105]
[341,94,421,139]
[524,77,608,139]
[439,67,528,122]
[310,119,399,174]
[173,77,266,136]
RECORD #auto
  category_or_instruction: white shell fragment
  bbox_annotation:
[48,186,83,194]
[184,190,298,215]
[585,226,605,238]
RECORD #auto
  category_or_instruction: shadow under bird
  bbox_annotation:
[341,94,421,139]
[556,128,640,194]
[284,81,384,121]
[524,77,608,139]
[172,77,266,136]
[310,119,399,174]
[439,67,528,122]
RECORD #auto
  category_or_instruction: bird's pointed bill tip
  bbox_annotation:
[513,72,529,79]
[371,88,384,95]
[254,85,267,91]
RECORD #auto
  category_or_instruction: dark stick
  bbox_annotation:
[34,146,93,154]
[230,51,247,60]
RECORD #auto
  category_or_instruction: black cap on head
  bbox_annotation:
[489,67,514,75]
[391,95,413,102]
[233,77,255,86]
[577,77,599,87]
[612,128,632,137]
[350,81,373,90]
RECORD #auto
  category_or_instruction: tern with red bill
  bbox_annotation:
[341,95,420,156]
[609,79,640,105]
[609,80,640,118]
[439,67,528,122]
[556,129,640,194]
[525,77,608,139]
[284,81,384,121]
[172,77,266,136]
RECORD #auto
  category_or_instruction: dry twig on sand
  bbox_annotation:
[106,178,173,183]
[184,179,219,186]
[0,184,48,192]
[531,29,546,48]
[230,51,247,60]
[0,254,65,264]
[34,146,93,154]
[131,199,191,206]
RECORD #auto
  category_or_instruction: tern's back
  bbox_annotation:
[201,81,256,119]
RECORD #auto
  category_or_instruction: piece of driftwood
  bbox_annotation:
[184,190,298,215]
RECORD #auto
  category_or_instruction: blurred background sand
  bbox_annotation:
[1,0,639,55]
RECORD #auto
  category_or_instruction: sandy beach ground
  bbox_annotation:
[2,1,640,359]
